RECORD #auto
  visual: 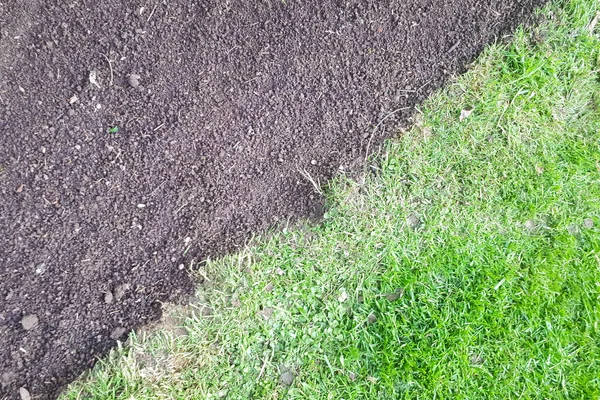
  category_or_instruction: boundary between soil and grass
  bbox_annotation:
[62,1,599,399]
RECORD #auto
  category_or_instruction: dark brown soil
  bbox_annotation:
[0,1,545,398]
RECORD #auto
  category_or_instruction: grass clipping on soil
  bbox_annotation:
[63,1,600,399]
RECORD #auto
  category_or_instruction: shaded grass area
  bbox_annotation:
[63,1,600,398]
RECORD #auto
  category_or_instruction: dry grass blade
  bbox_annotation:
[298,167,323,195]
[589,11,600,32]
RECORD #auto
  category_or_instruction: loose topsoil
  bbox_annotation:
[0,1,546,398]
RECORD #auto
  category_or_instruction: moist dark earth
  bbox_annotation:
[0,1,546,398]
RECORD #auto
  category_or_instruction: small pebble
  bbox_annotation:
[89,71,100,88]
[19,387,31,400]
[310,159,317,165]
[104,291,114,304]
[137,203,146,208]
[128,74,141,88]
[35,263,46,275]
[21,314,39,331]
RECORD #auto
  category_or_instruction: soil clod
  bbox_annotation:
[567,224,580,236]
[407,213,422,229]
[110,327,127,340]
[279,366,296,386]
[114,284,130,302]
[1,372,17,388]
[524,220,537,231]
[470,353,485,365]
[385,288,405,302]
[367,313,378,325]
[258,307,274,320]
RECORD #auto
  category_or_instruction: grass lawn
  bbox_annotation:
[63,0,600,398]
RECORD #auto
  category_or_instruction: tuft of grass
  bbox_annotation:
[63,0,600,399]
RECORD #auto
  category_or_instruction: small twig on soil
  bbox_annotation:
[446,39,461,54]
[298,167,323,195]
[174,202,188,215]
[364,107,411,162]
[153,122,165,131]
[256,346,274,382]
[417,80,431,93]
[226,45,240,55]
[147,4,158,22]
[243,76,260,84]
[195,264,211,282]
[148,180,166,197]
[486,6,501,17]
[101,53,114,86]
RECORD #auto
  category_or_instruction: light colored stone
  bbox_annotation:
[21,314,38,331]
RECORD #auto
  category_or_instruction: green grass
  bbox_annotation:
[63,1,600,399]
